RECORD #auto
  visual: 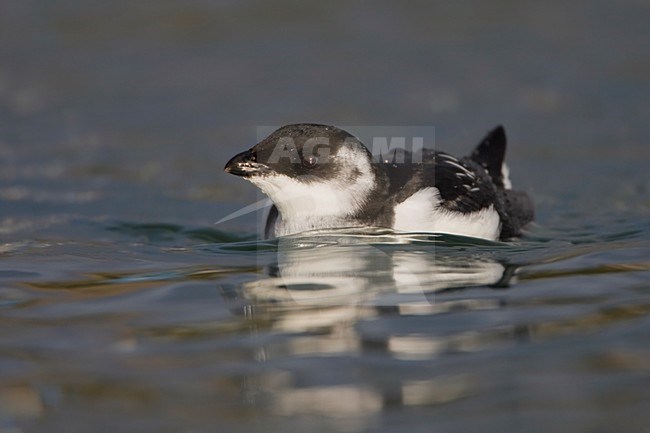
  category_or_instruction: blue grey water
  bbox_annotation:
[1,1,649,432]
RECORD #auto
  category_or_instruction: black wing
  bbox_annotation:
[264,204,279,239]
[384,149,498,214]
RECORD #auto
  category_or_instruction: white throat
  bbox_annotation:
[249,148,375,236]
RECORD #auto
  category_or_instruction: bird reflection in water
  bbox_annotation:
[222,230,520,430]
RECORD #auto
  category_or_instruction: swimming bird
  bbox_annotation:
[224,124,534,240]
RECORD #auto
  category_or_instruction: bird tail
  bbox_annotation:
[470,125,535,237]
[469,125,510,190]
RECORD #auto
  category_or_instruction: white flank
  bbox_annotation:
[393,187,501,240]
[249,147,375,236]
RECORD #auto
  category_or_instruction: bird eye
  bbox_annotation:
[302,155,318,168]
[249,150,257,162]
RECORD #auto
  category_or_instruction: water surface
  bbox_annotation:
[1,219,649,432]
